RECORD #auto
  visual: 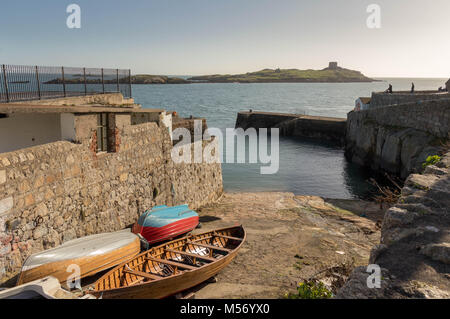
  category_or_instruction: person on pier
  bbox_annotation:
[385,84,393,94]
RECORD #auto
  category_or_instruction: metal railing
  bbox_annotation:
[0,64,132,103]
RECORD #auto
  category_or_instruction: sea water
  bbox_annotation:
[133,77,446,199]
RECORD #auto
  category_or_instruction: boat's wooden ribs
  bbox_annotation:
[165,248,217,262]
[145,257,197,270]
[123,268,161,281]
[213,233,243,242]
[186,241,232,253]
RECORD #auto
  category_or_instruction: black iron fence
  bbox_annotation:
[0,64,132,103]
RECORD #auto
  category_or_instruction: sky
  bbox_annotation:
[0,0,449,77]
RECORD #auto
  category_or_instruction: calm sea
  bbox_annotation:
[133,78,446,199]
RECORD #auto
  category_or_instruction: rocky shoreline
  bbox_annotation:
[337,151,450,298]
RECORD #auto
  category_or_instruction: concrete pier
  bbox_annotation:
[235,111,347,145]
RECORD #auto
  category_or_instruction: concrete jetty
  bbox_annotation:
[235,111,347,145]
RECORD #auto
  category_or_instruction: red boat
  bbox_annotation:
[132,205,199,245]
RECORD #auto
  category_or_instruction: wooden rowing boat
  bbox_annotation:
[17,230,141,286]
[91,225,246,299]
[132,205,199,245]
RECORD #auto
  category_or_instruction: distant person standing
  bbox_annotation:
[446,79,450,92]
[411,82,415,93]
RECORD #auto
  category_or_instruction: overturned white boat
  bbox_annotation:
[17,229,140,286]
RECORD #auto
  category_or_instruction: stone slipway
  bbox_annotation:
[188,192,386,299]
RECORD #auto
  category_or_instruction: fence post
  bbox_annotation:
[61,67,66,97]
[129,69,132,98]
[35,66,41,100]
[101,68,105,94]
[83,68,87,95]
[2,65,9,102]
[116,69,120,93]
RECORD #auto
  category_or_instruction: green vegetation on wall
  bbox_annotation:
[285,280,333,299]
[422,155,441,168]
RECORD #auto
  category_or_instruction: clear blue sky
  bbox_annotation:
[1,0,449,77]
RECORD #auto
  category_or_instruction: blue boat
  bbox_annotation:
[132,205,199,245]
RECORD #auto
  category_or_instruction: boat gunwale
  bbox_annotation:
[91,225,246,296]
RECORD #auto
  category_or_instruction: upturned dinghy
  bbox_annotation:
[17,230,140,286]
[92,225,246,299]
[132,205,199,245]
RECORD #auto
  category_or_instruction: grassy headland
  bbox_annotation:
[188,66,375,83]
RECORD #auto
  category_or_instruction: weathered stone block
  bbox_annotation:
[0,244,11,257]
[0,197,13,217]
[406,174,440,190]
[33,175,45,188]
[421,243,450,265]
[18,180,31,193]
[1,158,10,167]
[119,173,128,182]
[382,207,415,230]
[62,229,77,243]
[33,226,47,239]
[0,170,6,184]
[35,202,49,217]
[24,194,35,207]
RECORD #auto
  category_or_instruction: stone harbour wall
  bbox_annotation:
[235,111,347,145]
[351,98,450,139]
[345,99,450,178]
[0,122,223,284]
[370,92,450,109]
[337,152,450,299]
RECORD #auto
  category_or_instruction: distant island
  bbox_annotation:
[188,62,376,83]
[44,63,375,85]
[130,75,190,84]
[44,74,190,85]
